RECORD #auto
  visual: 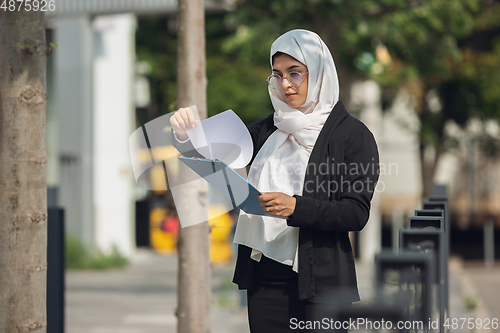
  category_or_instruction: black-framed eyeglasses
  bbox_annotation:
[266,71,309,88]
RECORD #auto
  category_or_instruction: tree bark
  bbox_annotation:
[0,10,48,333]
[176,0,211,332]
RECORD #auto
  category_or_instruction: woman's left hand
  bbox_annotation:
[258,192,296,218]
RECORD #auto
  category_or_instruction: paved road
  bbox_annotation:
[65,250,496,333]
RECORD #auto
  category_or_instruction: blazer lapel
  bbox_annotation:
[305,100,350,184]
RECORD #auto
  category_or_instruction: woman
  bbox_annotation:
[171,29,379,332]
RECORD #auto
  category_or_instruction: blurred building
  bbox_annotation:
[45,0,233,256]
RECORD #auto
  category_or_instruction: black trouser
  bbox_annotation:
[247,283,351,333]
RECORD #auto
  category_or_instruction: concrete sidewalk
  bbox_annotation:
[459,261,500,324]
[65,249,496,333]
[448,258,499,333]
[65,249,248,333]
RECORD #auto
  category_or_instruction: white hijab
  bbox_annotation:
[233,30,339,272]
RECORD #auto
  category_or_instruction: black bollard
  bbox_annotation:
[47,207,65,333]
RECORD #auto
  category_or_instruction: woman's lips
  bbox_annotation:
[285,93,297,98]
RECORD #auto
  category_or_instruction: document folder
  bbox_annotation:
[178,156,274,217]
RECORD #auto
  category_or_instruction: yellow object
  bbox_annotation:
[150,208,177,254]
[149,146,180,194]
[148,203,234,263]
[150,164,168,194]
[208,205,234,264]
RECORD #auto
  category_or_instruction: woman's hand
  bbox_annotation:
[258,192,296,218]
[170,107,197,141]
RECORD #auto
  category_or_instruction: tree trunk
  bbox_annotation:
[311,14,356,109]
[417,90,447,199]
[176,1,211,333]
[420,144,445,198]
[0,11,48,333]
[419,143,433,198]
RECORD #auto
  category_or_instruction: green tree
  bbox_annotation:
[135,14,272,126]
[136,1,500,196]
[352,0,500,196]
[222,0,500,196]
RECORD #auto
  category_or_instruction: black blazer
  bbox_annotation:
[172,100,379,304]
[232,100,379,304]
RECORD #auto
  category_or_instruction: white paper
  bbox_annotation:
[186,110,253,169]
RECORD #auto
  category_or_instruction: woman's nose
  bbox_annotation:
[281,76,292,88]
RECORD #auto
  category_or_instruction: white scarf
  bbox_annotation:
[233,30,339,272]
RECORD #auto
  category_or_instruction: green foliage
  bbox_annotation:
[135,0,500,162]
[135,14,273,126]
[65,234,88,269]
[348,0,500,153]
[223,0,500,157]
[464,295,478,310]
[65,235,128,270]
[479,133,500,158]
[213,275,238,308]
[135,17,178,125]
[206,55,272,123]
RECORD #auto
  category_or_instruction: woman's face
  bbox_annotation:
[272,53,308,109]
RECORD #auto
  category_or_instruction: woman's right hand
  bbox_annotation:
[170,107,197,141]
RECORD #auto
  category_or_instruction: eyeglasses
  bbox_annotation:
[266,71,308,88]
